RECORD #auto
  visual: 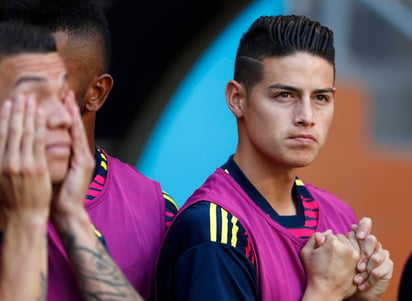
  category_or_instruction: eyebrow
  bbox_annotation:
[15,76,46,87]
[15,73,68,87]
[268,84,334,94]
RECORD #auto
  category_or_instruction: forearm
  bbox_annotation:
[0,214,47,301]
[53,211,143,301]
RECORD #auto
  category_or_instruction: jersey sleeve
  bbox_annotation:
[163,190,179,229]
[156,201,257,301]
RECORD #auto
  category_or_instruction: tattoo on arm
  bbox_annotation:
[60,232,137,301]
[37,273,47,301]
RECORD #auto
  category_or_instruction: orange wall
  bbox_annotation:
[298,82,412,301]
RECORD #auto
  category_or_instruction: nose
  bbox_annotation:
[294,98,315,127]
[46,98,72,129]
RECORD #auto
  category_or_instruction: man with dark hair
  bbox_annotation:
[0,1,178,300]
[0,20,143,300]
[156,15,393,300]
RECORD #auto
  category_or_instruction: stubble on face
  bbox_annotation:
[239,53,335,170]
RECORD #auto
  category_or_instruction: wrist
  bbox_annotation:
[6,211,49,231]
[302,284,344,301]
[50,208,91,234]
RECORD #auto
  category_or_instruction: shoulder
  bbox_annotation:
[157,201,257,299]
[99,148,157,181]
[165,201,252,261]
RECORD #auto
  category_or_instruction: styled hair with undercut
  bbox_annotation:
[0,0,111,71]
[234,15,335,92]
[0,20,56,62]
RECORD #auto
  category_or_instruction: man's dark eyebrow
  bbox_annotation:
[268,84,301,93]
[15,76,46,87]
[268,84,334,94]
[313,88,334,94]
[15,73,68,87]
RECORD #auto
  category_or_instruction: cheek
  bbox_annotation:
[317,109,334,142]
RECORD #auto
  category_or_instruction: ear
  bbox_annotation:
[226,80,246,118]
[84,73,114,112]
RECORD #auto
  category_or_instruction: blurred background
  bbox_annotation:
[96,1,412,300]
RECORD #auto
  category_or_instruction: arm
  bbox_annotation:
[50,92,142,301]
[156,202,257,300]
[0,96,51,300]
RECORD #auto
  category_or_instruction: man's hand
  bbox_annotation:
[300,231,359,301]
[0,94,50,301]
[0,94,51,221]
[50,90,94,223]
[347,217,393,301]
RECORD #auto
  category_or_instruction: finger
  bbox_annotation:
[5,95,26,172]
[356,243,383,287]
[363,242,383,274]
[346,231,360,253]
[356,217,372,241]
[0,100,12,165]
[304,233,317,249]
[66,91,89,155]
[33,104,47,169]
[358,249,393,291]
[313,232,326,248]
[336,233,355,253]
[358,234,378,272]
[21,95,36,169]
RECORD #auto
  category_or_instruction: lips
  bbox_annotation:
[288,134,317,144]
[46,142,71,156]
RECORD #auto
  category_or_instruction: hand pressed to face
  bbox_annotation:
[0,53,72,184]
[50,91,95,221]
[0,95,51,220]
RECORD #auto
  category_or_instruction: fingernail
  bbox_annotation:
[358,262,366,271]
[354,274,364,283]
[358,231,365,239]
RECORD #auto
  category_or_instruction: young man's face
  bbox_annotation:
[0,52,72,183]
[239,52,335,169]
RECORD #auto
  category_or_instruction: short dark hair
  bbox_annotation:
[234,15,335,91]
[0,20,56,61]
[0,0,111,71]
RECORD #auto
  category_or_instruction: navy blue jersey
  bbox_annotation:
[156,156,318,300]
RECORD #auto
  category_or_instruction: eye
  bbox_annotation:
[279,91,291,98]
[315,94,329,103]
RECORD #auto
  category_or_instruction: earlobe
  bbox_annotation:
[226,80,246,118]
[84,73,114,112]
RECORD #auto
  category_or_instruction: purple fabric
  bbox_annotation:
[45,150,165,300]
[180,167,358,300]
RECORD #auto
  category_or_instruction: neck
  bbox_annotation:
[233,151,297,216]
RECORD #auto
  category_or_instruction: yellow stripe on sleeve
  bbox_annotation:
[163,191,179,211]
[100,160,108,171]
[100,152,107,160]
[209,203,217,242]
[221,209,228,244]
[231,216,239,248]
[295,178,304,186]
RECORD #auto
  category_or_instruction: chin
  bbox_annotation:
[286,155,317,168]
[49,164,69,184]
